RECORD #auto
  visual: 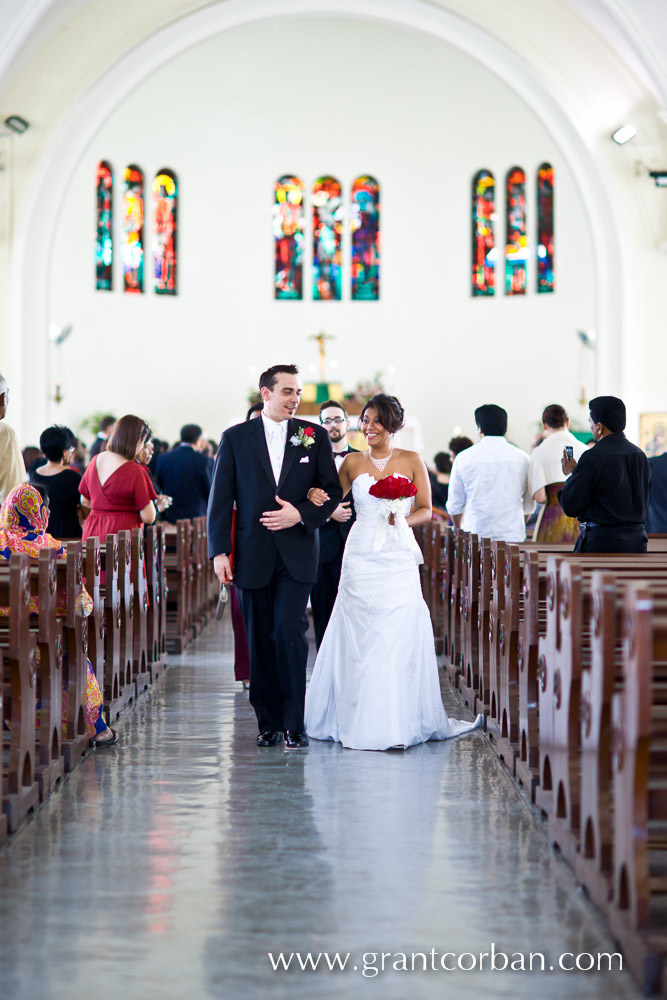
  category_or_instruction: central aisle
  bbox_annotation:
[0,618,641,999]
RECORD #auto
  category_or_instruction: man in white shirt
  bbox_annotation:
[529,404,587,504]
[446,404,533,542]
[0,373,27,505]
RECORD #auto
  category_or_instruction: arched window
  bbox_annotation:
[313,177,343,301]
[153,169,177,295]
[537,163,554,293]
[123,165,144,294]
[95,161,113,290]
[471,170,495,296]
[505,167,527,295]
[351,176,380,301]
[274,175,305,300]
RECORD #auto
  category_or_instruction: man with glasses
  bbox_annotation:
[311,400,358,648]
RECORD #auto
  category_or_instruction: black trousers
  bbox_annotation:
[237,554,311,733]
[574,525,648,554]
[310,550,344,650]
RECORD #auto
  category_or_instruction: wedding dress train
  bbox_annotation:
[305,473,483,750]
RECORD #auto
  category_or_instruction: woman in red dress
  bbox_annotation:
[79,415,158,539]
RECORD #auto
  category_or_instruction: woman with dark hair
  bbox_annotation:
[79,414,158,543]
[31,424,83,538]
[305,394,482,751]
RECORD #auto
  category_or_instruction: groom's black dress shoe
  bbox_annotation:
[284,731,309,750]
[257,730,282,747]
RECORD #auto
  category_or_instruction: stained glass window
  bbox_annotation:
[505,167,527,295]
[123,165,144,294]
[312,177,343,301]
[95,161,113,291]
[153,169,177,295]
[351,176,380,301]
[274,175,304,300]
[471,170,495,296]
[537,163,554,293]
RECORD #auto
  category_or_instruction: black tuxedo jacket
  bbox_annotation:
[156,444,212,523]
[207,416,342,588]
[318,446,359,564]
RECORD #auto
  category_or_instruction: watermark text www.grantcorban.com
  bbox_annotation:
[268,946,622,977]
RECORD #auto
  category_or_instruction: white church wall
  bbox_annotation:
[45,16,596,457]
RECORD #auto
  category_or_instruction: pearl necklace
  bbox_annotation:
[368,446,393,472]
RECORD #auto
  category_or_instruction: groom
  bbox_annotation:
[207,364,342,749]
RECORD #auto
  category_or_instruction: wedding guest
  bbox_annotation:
[79,415,158,543]
[310,400,357,649]
[136,430,172,516]
[156,423,212,524]
[22,446,43,473]
[429,452,451,510]
[561,395,651,553]
[446,404,533,542]
[448,435,474,463]
[88,415,117,460]
[246,402,263,421]
[0,372,27,504]
[0,483,117,746]
[529,404,586,542]
[71,439,88,473]
[646,452,667,533]
[31,424,83,539]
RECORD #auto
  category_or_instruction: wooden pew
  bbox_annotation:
[458,532,480,711]
[608,584,667,994]
[1,554,40,832]
[99,534,133,722]
[145,525,166,681]
[536,557,667,857]
[117,530,135,704]
[57,541,93,772]
[131,528,150,694]
[85,537,104,693]
[32,549,65,800]
[164,521,192,653]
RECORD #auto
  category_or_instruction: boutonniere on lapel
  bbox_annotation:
[290,425,316,450]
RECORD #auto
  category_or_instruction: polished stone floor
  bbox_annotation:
[0,617,642,1000]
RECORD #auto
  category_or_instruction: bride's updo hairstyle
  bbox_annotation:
[360,394,405,434]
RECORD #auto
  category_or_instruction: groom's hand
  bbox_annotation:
[213,554,233,584]
[260,496,302,531]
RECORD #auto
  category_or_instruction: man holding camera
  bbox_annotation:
[560,395,651,553]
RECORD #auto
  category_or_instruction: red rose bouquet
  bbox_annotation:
[368,475,422,560]
[369,476,418,502]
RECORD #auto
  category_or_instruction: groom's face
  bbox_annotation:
[262,372,302,422]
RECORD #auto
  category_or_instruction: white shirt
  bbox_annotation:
[261,413,288,484]
[446,436,533,542]
[529,428,587,496]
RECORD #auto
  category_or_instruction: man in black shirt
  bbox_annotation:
[560,395,650,553]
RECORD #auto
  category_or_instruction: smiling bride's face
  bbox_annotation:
[361,408,390,450]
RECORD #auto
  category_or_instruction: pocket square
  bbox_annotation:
[300,456,309,463]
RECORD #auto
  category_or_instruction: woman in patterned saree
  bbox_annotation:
[0,483,118,746]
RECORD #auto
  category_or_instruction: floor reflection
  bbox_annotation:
[0,619,642,999]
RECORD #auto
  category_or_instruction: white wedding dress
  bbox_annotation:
[305,473,483,750]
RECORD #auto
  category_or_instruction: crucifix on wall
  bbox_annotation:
[308,331,335,382]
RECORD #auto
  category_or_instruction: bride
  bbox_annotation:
[305,393,483,751]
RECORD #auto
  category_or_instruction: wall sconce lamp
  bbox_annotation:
[3,115,29,134]
[611,124,637,144]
